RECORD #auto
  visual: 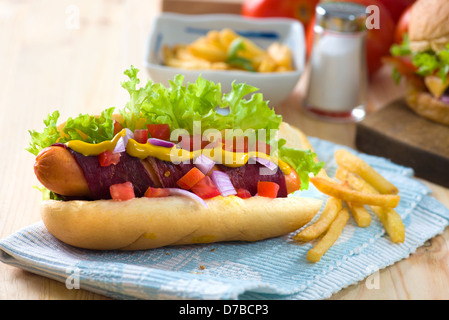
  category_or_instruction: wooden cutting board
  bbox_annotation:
[162,0,243,14]
[355,99,449,188]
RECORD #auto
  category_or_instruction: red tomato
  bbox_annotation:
[144,186,170,198]
[178,134,214,151]
[284,168,301,194]
[376,0,415,23]
[242,0,320,28]
[147,124,171,141]
[177,167,206,190]
[110,182,135,201]
[113,120,123,136]
[134,129,148,144]
[98,150,121,167]
[222,136,249,153]
[191,176,221,199]
[236,188,252,199]
[394,4,412,44]
[382,56,417,78]
[305,15,316,59]
[257,181,280,198]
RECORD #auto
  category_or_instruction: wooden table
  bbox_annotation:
[1,0,448,300]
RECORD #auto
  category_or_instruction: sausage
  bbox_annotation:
[35,146,91,197]
[34,146,160,199]
[35,145,296,199]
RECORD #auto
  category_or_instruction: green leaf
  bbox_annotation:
[26,110,61,156]
[61,107,115,144]
[390,34,411,57]
[226,37,255,72]
[32,185,63,200]
[279,146,324,190]
[119,65,153,131]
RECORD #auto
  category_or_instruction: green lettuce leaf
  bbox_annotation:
[279,146,324,190]
[62,107,115,143]
[26,111,61,156]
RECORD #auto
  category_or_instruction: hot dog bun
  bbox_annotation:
[40,122,323,250]
[41,195,322,250]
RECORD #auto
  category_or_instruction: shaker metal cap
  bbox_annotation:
[315,2,367,33]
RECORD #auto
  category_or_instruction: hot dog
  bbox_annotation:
[27,67,325,250]
[35,145,91,197]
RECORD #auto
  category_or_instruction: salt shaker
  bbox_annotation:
[304,2,368,122]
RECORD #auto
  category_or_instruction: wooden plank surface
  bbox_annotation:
[356,99,449,188]
[162,0,243,14]
[0,0,448,300]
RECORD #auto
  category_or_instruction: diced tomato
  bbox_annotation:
[257,181,280,198]
[110,182,135,201]
[144,186,170,198]
[113,120,123,136]
[177,134,214,151]
[98,150,121,167]
[134,129,148,144]
[236,188,252,199]
[382,56,417,78]
[222,136,249,153]
[284,168,301,194]
[147,124,171,141]
[177,167,206,190]
[191,176,221,199]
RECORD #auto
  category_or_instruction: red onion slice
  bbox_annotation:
[193,154,215,174]
[166,188,208,208]
[254,157,278,176]
[211,170,237,197]
[113,137,126,153]
[113,129,134,154]
[148,138,175,148]
[254,157,277,170]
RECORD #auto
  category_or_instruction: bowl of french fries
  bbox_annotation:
[144,13,305,106]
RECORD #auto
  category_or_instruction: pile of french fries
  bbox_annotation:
[162,28,294,73]
[294,149,405,263]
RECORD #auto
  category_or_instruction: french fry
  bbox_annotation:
[162,28,294,72]
[267,42,293,70]
[346,202,371,228]
[337,167,405,243]
[340,181,371,227]
[310,177,401,208]
[188,40,227,62]
[218,28,239,49]
[371,206,405,243]
[257,55,277,72]
[293,197,343,242]
[307,208,350,263]
[334,149,399,194]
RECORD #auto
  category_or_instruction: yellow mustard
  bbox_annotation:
[67,129,292,175]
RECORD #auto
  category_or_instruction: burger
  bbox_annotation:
[385,0,449,126]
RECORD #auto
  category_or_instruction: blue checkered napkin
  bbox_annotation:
[1,137,448,300]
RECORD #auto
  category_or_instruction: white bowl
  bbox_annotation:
[144,13,306,107]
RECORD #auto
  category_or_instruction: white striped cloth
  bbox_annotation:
[1,137,448,300]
